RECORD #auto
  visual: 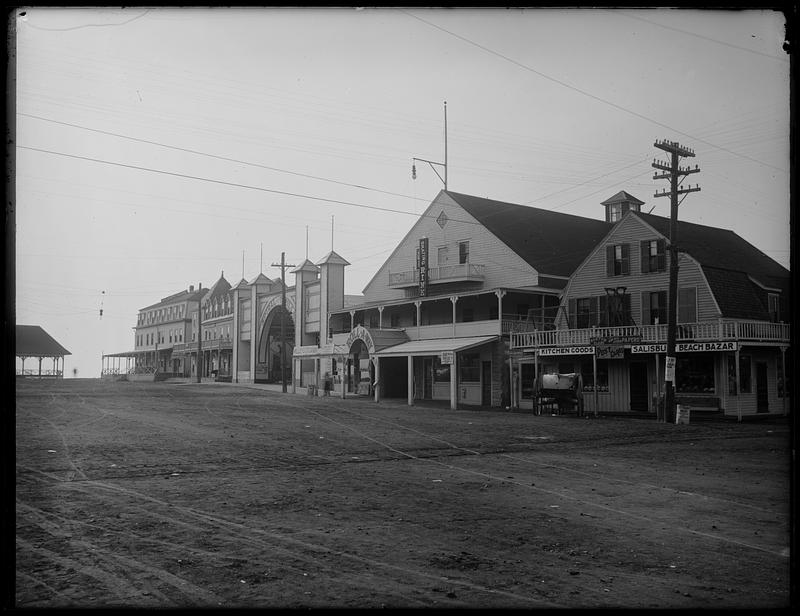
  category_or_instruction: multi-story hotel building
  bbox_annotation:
[132,284,205,377]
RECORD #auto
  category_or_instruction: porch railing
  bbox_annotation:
[510,320,790,349]
[388,263,485,287]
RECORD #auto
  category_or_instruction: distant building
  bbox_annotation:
[129,283,208,378]
[16,325,71,378]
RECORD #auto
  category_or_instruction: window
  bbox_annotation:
[569,296,611,328]
[608,203,623,222]
[726,354,752,395]
[642,291,667,325]
[433,356,450,382]
[458,241,469,264]
[390,313,400,328]
[677,355,715,394]
[462,307,474,322]
[459,352,480,383]
[438,246,448,266]
[576,298,595,328]
[606,244,630,276]
[580,359,609,392]
[678,287,697,323]
[777,356,788,398]
[739,354,751,393]
[641,239,666,273]
[768,293,780,322]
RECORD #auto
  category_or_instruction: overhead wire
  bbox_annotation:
[612,10,789,63]
[399,9,787,174]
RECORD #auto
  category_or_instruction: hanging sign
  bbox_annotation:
[595,344,625,359]
[664,356,676,382]
[418,237,429,297]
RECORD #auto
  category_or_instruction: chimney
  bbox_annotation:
[189,285,194,292]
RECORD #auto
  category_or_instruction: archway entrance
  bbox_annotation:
[257,306,295,383]
[348,338,373,395]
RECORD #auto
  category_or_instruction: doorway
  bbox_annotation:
[629,361,649,411]
[756,361,769,413]
[481,361,492,406]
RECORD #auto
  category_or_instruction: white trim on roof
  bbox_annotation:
[373,335,498,357]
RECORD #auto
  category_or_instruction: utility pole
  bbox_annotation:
[412,100,448,189]
[196,296,203,384]
[652,139,701,423]
[271,252,296,393]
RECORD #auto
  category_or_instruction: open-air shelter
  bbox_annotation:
[16,325,71,378]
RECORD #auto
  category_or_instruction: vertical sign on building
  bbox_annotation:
[664,355,676,382]
[418,237,429,297]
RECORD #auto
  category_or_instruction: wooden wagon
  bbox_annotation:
[534,372,584,416]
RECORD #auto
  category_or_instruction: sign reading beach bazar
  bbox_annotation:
[631,341,738,353]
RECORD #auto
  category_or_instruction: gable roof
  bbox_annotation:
[249,272,273,286]
[601,190,644,206]
[316,251,350,266]
[446,191,612,277]
[291,259,320,274]
[633,211,789,292]
[204,274,231,301]
[16,325,71,357]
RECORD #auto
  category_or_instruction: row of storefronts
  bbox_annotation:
[108,189,790,418]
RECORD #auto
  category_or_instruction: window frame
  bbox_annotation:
[458,240,470,265]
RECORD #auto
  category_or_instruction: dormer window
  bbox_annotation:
[601,191,644,223]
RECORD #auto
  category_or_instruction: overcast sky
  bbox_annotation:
[13,7,790,378]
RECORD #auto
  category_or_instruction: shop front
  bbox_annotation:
[513,337,790,419]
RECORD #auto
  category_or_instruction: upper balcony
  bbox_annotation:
[388,264,485,289]
[510,320,790,349]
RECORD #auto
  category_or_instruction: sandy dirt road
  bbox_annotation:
[13,379,793,608]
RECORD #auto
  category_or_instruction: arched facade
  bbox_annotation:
[255,304,295,383]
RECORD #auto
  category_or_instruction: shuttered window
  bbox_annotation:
[606,244,630,276]
[640,239,666,273]
[642,290,668,325]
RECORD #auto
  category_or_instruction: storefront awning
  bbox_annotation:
[374,335,499,357]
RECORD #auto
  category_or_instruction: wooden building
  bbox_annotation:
[292,190,613,409]
[510,192,791,419]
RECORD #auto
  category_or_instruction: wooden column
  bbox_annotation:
[450,354,457,410]
[407,355,414,406]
